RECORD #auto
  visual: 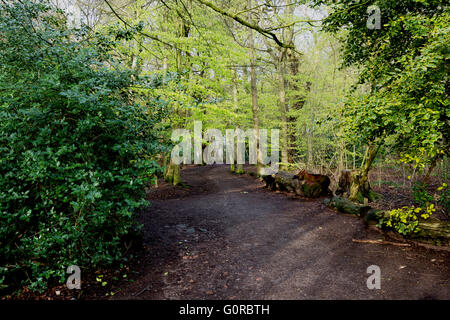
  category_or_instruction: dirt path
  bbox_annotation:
[114,165,450,300]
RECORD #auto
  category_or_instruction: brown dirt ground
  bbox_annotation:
[108,165,450,300]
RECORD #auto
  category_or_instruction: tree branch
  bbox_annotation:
[103,0,175,49]
[194,0,298,51]
[265,19,322,31]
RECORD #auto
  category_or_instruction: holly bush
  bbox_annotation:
[0,1,166,292]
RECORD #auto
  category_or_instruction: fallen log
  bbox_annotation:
[323,196,372,217]
[297,170,331,198]
[274,172,299,193]
[324,196,450,246]
[263,170,331,198]
[263,172,295,191]
[380,215,450,245]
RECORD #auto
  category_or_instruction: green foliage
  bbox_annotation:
[413,182,449,214]
[412,182,434,207]
[378,204,435,236]
[412,182,450,212]
[318,0,449,169]
[0,1,166,292]
[437,183,449,213]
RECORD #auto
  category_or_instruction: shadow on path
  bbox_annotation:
[115,165,450,300]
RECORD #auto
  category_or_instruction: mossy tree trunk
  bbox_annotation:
[349,143,380,203]
[164,159,181,186]
[235,164,244,174]
[230,163,244,174]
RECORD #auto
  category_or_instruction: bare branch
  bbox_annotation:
[194,0,299,51]
[103,0,175,49]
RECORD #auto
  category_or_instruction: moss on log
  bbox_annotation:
[412,219,450,245]
[323,196,372,217]
[274,172,299,193]
[324,196,450,246]
[375,211,450,245]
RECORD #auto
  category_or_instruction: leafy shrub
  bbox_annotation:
[378,204,435,236]
[412,182,434,207]
[0,1,166,292]
[412,181,449,215]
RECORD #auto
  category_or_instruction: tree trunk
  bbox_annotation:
[349,143,380,203]
[423,153,442,183]
[162,8,169,71]
[164,159,181,186]
[248,0,262,174]
[230,68,242,173]
[166,14,192,185]
[307,127,313,170]
[277,58,289,170]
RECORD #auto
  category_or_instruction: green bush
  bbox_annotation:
[0,1,166,292]
[412,182,449,215]
[377,204,435,236]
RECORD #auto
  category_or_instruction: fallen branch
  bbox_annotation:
[134,286,151,296]
[352,239,411,247]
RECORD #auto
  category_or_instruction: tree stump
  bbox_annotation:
[335,170,353,197]
[336,169,381,203]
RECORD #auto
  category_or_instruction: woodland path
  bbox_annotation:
[114,165,450,300]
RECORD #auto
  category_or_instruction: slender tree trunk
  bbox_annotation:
[277,58,289,170]
[283,1,301,163]
[248,0,262,174]
[349,83,382,202]
[162,8,168,71]
[423,153,442,183]
[166,14,191,185]
[353,145,356,170]
[231,68,243,173]
[307,127,313,170]
[338,139,345,175]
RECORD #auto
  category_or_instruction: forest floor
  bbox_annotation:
[368,169,449,221]
[101,164,449,300]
